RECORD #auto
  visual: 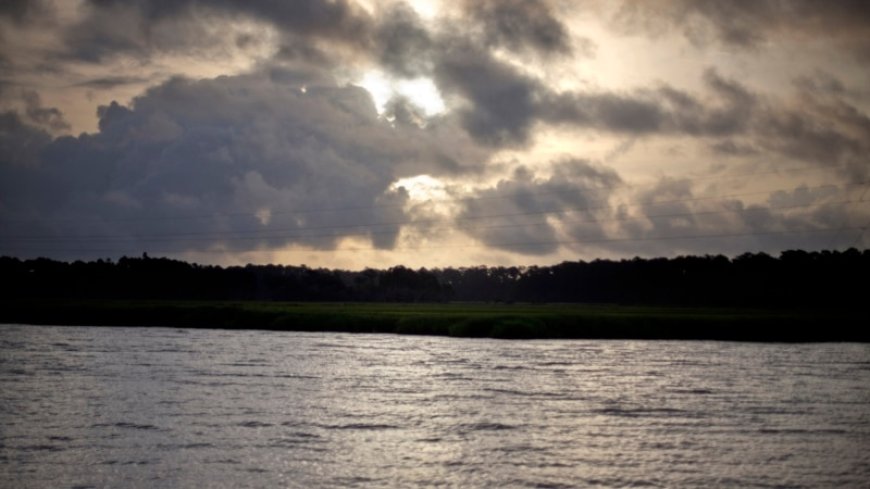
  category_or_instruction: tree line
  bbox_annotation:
[1,249,867,308]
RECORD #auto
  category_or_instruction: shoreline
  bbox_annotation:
[2,300,867,342]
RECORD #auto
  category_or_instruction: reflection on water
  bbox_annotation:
[1,325,869,488]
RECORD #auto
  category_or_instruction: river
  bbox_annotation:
[1,324,868,488]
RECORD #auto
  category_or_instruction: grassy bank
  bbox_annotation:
[1,300,867,342]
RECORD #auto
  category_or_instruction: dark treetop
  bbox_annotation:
[1,248,867,308]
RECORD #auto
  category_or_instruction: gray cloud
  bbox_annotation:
[463,0,573,56]
[61,0,373,64]
[698,68,755,134]
[627,178,700,240]
[0,0,32,20]
[72,75,152,90]
[3,0,769,152]
[0,0,50,24]
[459,160,622,254]
[1,0,867,263]
[0,111,52,168]
[709,140,758,157]
[434,43,544,146]
[544,91,666,134]
[792,72,854,99]
[430,57,761,148]
[374,3,432,77]
[0,70,492,259]
[539,69,867,187]
[62,5,203,62]
[566,175,868,259]
[82,0,372,40]
[21,90,70,133]
[383,96,427,128]
[614,0,769,48]
[541,69,757,137]
[614,0,870,61]
[756,95,870,182]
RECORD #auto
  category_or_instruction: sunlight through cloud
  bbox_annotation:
[357,70,446,117]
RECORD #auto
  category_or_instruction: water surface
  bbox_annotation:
[1,325,868,488]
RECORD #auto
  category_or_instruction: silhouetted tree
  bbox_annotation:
[1,249,867,307]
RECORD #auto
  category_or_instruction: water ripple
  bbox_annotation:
[1,325,868,488]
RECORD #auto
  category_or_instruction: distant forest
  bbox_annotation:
[1,249,867,308]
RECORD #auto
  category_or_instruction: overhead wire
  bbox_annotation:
[2,180,866,242]
[0,162,845,226]
[3,198,866,245]
[2,177,867,257]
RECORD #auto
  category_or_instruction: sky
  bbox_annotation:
[1,0,869,269]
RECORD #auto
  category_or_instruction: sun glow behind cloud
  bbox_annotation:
[1,0,868,268]
[356,71,446,117]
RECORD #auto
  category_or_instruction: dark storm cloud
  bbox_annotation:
[0,0,31,19]
[0,70,489,258]
[459,160,622,254]
[374,2,432,77]
[9,0,776,152]
[463,0,573,56]
[0,111,52,168]
[384,96,427,128]
[363,1,587,147]
[64,0,581,71]
[62,4,209,62]
[614,0,870,61]
[432,56,762,148]
[0,0,50,23]
[63,0,374,63]
[82,0,372,40]
[434,44,545,146]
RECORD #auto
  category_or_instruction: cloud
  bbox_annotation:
[462,0,574,56]
[0,0,50,24]
[755,92,870,182]
[0,111,52,168]
[0,1,765,150]
[1,0,867,264]
[575,173,870,259]
[458,160,622,254]
[374,2,433,78]
[613,0,870,61]
[0,69,491,259]
[72,76,152,90]
[544,91,666,134]
[21,90,70,133]
[709,140,758,157]
[539,69,867,185]
[54,0,371,67]
[434,43,545,146]
[540,68,757,137]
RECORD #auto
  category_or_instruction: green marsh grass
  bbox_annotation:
[1,300,867,341]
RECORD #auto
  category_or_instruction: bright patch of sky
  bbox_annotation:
[357,71,446,116]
